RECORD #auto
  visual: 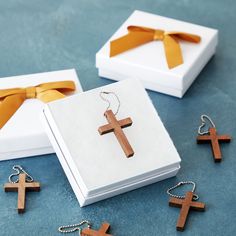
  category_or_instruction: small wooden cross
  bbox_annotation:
[82,222,112,236]
[98,109,134,157]
[197,127,231,162]
[169,191,205,231]
[4,173,40,213]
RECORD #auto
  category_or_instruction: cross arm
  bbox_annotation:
[81,228,96,235]
[169,197,184,207]
[197,135,211,143]
[119,118,132,128]
[4,183,19,192]
[98,222,111,233]
[98,118,133,135]
[81,228,113,236]
[190,201,205,211]
[218,135,231,142]
[98,124,114,134]
[25,182,41,191]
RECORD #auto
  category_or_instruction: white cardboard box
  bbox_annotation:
[0,69,82,161]
[96,10,218,98]
[42,79,181,206]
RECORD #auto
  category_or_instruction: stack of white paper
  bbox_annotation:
[0,69,82,161]
[96,10,218,98]
[42,79,181,206]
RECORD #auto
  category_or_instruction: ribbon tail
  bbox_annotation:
[0,94,25,129]
[110,32,154,57]
[37,90,66,103]
[163,35,183,69]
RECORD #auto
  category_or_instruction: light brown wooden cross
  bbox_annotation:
[169,191,205,231]
[98,109,134,157]
[4,173,40,213]
[81,222,112,236]
[197,127,231,162]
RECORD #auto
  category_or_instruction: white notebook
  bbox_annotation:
[43,79,181,206]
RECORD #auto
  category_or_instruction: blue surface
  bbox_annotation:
[0,1,236,235]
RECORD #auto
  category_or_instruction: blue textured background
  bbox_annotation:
[0,1,235,235]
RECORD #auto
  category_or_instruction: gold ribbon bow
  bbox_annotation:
[0,80,76,129]
[110,25,201,69]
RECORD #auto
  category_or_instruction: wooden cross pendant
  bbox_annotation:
[82,222,112,236]
[98,109,134,157]
[169,191,205,231]
[4,173,40,213]
[197,127,231,162]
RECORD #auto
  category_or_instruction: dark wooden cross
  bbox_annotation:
[4,173,40,213]
[197,127,231,162]
[82,222,112,236]
[169,191,205,231]
[98,109,134,157]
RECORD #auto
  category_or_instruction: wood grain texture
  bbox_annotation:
[169,191,205,231]
[4,173,40,213]
[197,127,231,162]
[98,110,134,157]
[81,222,112,236]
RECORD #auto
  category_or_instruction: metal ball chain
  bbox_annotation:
[58,220,92,234]
[167,181,199,201]
[198,114,216,135]
[99,91,121,116]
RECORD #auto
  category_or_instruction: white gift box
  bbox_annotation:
[96,10,218,98]
[42,79,181,206]
[0,69,82,161]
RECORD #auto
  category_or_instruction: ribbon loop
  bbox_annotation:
[0,80,76,129]
[110,25,201,69]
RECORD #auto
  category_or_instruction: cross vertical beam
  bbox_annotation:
[98,109,134,157]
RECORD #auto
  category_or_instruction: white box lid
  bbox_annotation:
[96,10,218,90]
[0,69,82,160]
[44,79,181,197]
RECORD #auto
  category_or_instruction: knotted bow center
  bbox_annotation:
[153,30,165,41]
[25,86,37,99]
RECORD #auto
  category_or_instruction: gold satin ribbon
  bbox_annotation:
[0,80,76,129]
[110,25,201,69]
